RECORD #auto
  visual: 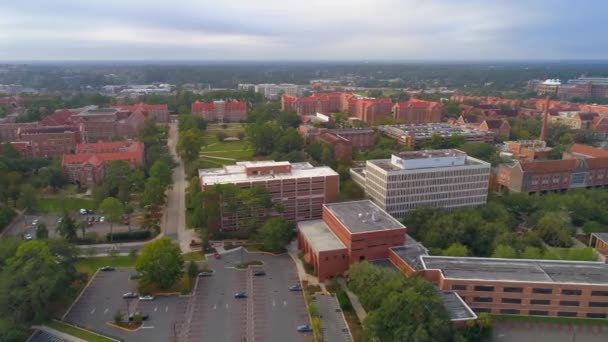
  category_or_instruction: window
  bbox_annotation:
[587,313,607,319]
[529,310,549,316]
[451,285,466,291]
[503,287,523,293]
[500,309,520,315]
[532,288,552,295]
[502,298,522,304]
[530,299,551,305]
[473,297,493,303]
[474,285,495,292]
[559,300,579,307]
[472,308,491,313]
[589,302,608,308]
[591,291,608,297]
[557,312,577,318]
[561,289,582,296]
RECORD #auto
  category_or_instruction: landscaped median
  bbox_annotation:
[47,320,119,342]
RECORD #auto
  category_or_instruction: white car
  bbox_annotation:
[139,295,154,301]
[100,216,105,223]
[32,219,39,226]
[24,233,33,240]
[79,208,88,215]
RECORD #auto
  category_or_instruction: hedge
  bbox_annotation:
[106,230,151,242]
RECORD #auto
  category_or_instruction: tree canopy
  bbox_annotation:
[135,238,184,289]
[257,218,294,252]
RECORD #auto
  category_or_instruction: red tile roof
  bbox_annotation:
[41,109,76,126]
[569,144,608,158]
[113,103,168,112]
[75,141,142,154]
[484,119,505,129]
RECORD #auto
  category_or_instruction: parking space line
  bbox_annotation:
[103,308,108,315]
[283,301,287,307]
[90,308,96,314]
[165,306,169,312]
[154,305,158,312]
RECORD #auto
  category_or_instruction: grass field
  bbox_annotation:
[183,251,206,261]
[492,314,608,326]
[34,197,96,213]
[199,123,255,165]
[75,255,138,277]
[47,320,115,342]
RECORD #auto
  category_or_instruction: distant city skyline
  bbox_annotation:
[0,0,607,61]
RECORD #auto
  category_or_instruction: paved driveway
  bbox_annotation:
[314,293,352,342]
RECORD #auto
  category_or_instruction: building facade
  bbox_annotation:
[379,124,495,149]
[351,150,491,218]
[113,103,170,123]
[199,161,339,232]
[17,125,80,158]
[549,111,598,130]
[392,99,443,124]
[251,83,299,99]
[191,100,247,122]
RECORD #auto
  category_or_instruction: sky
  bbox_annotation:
[0,0,607,61]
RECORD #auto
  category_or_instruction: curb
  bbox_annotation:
[107,322,141,332]
[62,269,100,320]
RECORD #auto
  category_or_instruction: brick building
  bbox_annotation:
[299,125,375,150]
[498,144,608,193]
[549,111,599,130]
[317,132,352,163]
[16,125,80,158]
[450,95,521,108]
[62,141,144,188]
[71,108,145,143]
[457,116,511,137]
[380,124,495,149]
[282,92,351,116]
[113,103,170,123]
[191,100,247,122]
[392,99,443,124]
[0,121,39,142]
[589,233,608,259]
[198,161,339,232]
[298,200,406,281]
[503,140,552,161]
[351,150,490,218]
[389,247,608,319]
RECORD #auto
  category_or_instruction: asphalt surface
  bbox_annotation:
[314,293,352,342]
[63,268,185,342]
[493,322,608,342]
[178,249,311,342]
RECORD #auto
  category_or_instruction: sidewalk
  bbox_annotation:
[31,325,87,342]
[287,241,325,291]
[337,278,367,322]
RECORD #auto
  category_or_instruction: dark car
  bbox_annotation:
[198,271,213,277]
[87,209,95,214]
[253,270,266,276]
[100,266,115,271]
[234,292,247,299]
[94,216,100,222]
[297,324,313,333]
[289,284,302,291]
[122,292,138,299]
[128,312,149,321]
[213,252,221,259]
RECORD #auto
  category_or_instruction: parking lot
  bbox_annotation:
[3,211,137,240]
[177,248,311,342]
[493,322,608,342]
[314,293,352,342]
[63,268,185,342]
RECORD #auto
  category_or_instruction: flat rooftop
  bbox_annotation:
[390,241,428,271]
[298,220,346,253]
[422,256,608,285]
[380,124,493,139]
[396,149,466,160]
[199,161,338,185]
[438,291,477,321]
[324,200,406,234]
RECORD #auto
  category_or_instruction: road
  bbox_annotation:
[166,123,197,251]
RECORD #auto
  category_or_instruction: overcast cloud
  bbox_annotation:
[0,0,606,61]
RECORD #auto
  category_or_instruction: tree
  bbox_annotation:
[187,260,199,278]
[135,238,184,289]
[492,244,518,258]
[257,218,294,252]
[99,197,125,243]
[114,310,123,324]
[277,128,303,153]
[534,212,573,247]
[76,220,87,240]
[149,159,172,189]
[0,319,26,342]
[35,223,48,239]
[177,128,205,162]
[143,177,165,207]
[56,214,78,241]
[215,131,228,142]
[16,184,36,211]
[521,246,543,259]
[442,243,469,257]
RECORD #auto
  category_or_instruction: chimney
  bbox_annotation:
[539,97,550,142]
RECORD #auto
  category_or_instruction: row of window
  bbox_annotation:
[453,284,608,297]
[472,297,607,307]
[382,176,490,189]
[386,189,488,203]
[472,308,607,319]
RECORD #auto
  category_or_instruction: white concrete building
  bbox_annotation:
[350,149,491,218]
[253,83,299,99]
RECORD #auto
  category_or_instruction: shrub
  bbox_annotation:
[106,230,151,242]
[114,310,123,323]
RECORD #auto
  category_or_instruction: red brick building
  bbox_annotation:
[113,103,170,123]
[317,132,352,163]
[191,100,247,122]
[16,125,80,158]
[392,99,443,124]
[62,141,144,188]
[297,200,406,281]
[71,108,146,143]
[348,97,393,123]
[199,161,339,232]
[281,93,351,116]
[299,125,375,150]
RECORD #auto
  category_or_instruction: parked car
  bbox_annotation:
[23,233,33,240]
[122,292,138,299]
[94,216,100,222]
[100,266,115,271]
[253,270,266,276]
[198,271,213,277]
[139,295,154,301]
[234,292,247,299]
[87,216,94,222]
[100,216,105,223]
[297,324,313,333]
[289,284,302,291]
[32,219,39,226]
[87,209,95,214]
[57,217,63,223]
[79,208,88,215]
[128,312,149,321]
[213,252,221,259]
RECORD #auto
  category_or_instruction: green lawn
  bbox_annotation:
[199,124,254,163]
[34,197,96,213]
[183,251,206,261]
[492,314,608,326]
[47,320,115,342]
[75,255,137,277]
